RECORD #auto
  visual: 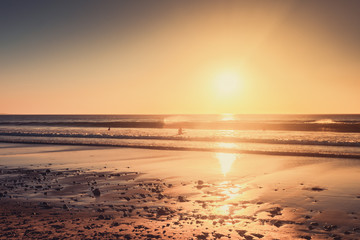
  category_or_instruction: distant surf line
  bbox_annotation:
[0,132,359,148]
[1,121,360,133]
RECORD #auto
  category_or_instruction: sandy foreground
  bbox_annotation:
[0,143,359,239]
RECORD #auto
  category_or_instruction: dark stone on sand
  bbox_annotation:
[62,204,69,210]
[273,220,283,228]
[244,235,254,240]
[178,196,188,202]
[252,233,264,238]
[40,202,52,209]
[309,187,326,192]
[332,234,342,240]
[111,221,120,227]
[236,230,247,237]
[324,224,337,231]
[92,188,101,197]
[268,207,282,217]
[134,225,149,230]
[51,224,64,229]
[104,215,113,220]
[146,234,160,239]
[123,234,132,239]
[198,180,204,185]
[156,207,172,217]
[213,233,225,239]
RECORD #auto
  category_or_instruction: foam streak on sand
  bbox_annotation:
[0,143,360,239]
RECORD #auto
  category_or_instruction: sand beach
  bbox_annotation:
[1,143,359,239]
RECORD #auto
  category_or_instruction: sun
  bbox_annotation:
[214,71,240,96]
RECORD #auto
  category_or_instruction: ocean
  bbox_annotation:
[0,114,360,159]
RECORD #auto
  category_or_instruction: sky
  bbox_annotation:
[1,0,360,114]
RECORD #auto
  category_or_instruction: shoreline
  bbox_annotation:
[1,140,359,160]
[1,143,360,239]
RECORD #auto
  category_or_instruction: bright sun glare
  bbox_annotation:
[215,71,240,96]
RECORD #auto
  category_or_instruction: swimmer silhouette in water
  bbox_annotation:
[178,127,183,135]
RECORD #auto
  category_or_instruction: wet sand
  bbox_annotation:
[0,143,360,239]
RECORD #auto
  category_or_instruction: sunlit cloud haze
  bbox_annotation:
[1,0,359,114]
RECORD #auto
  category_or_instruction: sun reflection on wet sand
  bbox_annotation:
[215,204,231,215]
[216,152,237,176]
[221,184,242,200]
[212,152,248,219]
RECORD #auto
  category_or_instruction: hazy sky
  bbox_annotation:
[1,0,359,114]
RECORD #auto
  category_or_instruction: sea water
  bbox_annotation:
[0,114,359,159]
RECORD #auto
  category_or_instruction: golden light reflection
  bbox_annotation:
[216,152,237,176]
[217,142,237,149]
[221,113,235,121]
[216,204,231,215]
[223,187,241,199]
[210,181,245,217]
[217,130,236,139]
[218,181,242,199]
